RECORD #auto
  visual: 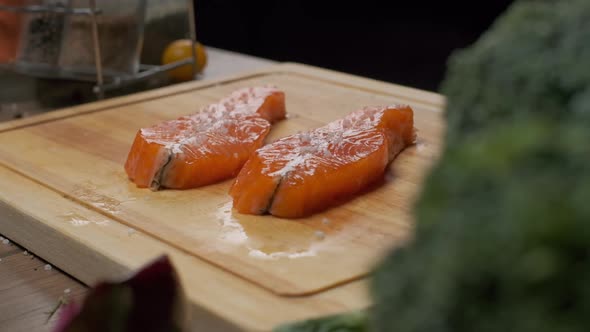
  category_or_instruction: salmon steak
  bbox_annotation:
[124,87,286,190]
[230,105,416,218]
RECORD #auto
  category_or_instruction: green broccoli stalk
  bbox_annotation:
[440,0,590,145]
[371,120,590,332]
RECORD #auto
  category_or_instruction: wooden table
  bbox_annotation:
[0,47,276,332]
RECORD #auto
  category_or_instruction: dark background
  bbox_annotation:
[196,1,514,92]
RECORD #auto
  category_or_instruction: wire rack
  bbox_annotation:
[0,0,198,99]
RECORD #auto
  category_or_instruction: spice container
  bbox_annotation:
[58,0,147,78]
[1,0,196,98]
[15,0,66,71]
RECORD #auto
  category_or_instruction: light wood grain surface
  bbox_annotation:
[0,51,445,331]
[0,47,276,332]
[0,71,443,298]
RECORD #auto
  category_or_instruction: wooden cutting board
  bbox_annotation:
[0,63,444,331]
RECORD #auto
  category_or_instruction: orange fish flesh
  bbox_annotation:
[230,104,415,218]
[124,87,286,190]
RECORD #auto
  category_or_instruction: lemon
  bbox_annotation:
[162,39,208,82]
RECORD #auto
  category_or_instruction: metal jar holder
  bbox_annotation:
[0,0,198,99]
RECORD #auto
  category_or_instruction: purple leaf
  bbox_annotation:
[53,255,186,332]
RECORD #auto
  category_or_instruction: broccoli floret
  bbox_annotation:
[371,0,590,329]
[274,310,368,332]
[440,0,590,145]
[372,120,590,332]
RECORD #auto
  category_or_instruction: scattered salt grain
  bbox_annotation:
[64,288,71,294]
[23,251,28,256]
[2,239,9,245]
[322,217,330,225]
[299,145,315,154]
[44,264,52,271]
[0,258,2,262]
[127,228,136,236]
[217,125,229,135]
[342,118,352,127]
[299,133,311,144]
[314,230,326,240]
[416,142,426,152]
[95,220,110,226]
